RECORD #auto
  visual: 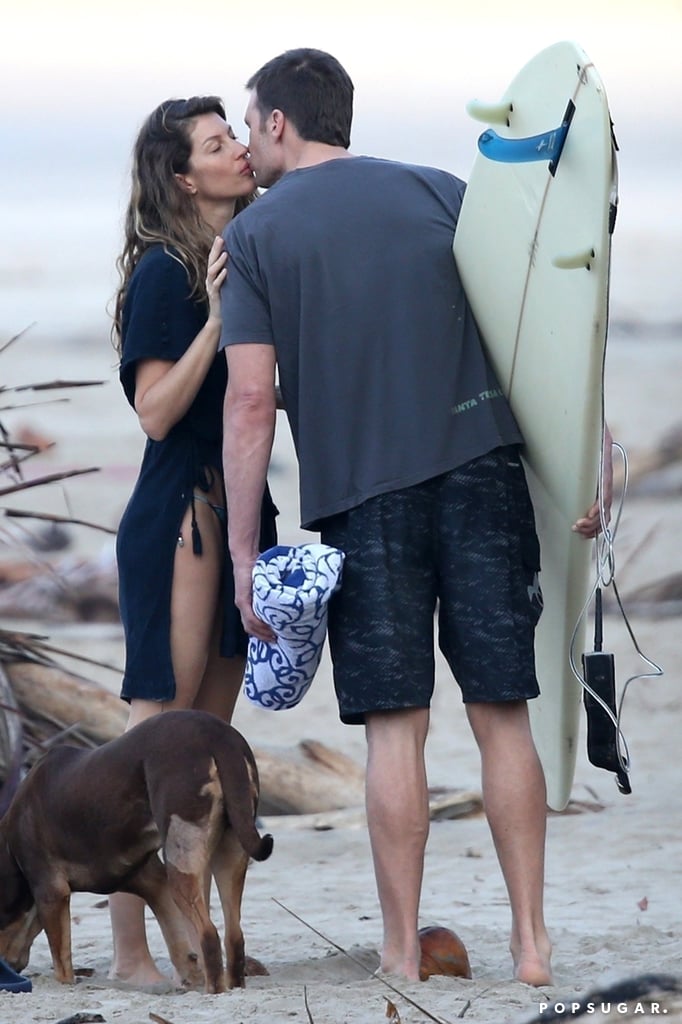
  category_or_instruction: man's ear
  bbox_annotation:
[270,109,286,140]
[174,173,197,196]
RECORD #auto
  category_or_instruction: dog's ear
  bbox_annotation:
[0,752,23,818]
[0,904,41,972]
[0,840,34,929]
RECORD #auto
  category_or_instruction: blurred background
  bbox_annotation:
[1,0,680,611]
[2,0,680,341]
[0,0,680,803]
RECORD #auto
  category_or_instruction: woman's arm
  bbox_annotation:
[133,237,227,441]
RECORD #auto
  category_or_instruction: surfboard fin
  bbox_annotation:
[475,99,575,177]
[552,248,596,270]
[466,99,513,125]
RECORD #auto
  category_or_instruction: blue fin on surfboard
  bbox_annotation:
[477,99,575,176]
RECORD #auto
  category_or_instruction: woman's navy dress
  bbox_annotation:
[116,245,277,701]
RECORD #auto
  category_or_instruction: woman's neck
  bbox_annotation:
[198,197,237,236]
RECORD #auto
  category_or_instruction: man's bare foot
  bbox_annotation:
[378,951,422,984]
[512,950,553,987]
[375,965,422,985]
[511,929,553,987]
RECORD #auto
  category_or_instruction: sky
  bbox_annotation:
[1,0,681,333]
[5,0,681,160]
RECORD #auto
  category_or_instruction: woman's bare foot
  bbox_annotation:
[108,956,171,990]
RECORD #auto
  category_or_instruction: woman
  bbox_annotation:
[109,96,277,988]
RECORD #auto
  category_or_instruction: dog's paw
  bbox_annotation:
[178,954,205,991]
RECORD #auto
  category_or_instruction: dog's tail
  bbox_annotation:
[214,742,273,863]
[248,830,274,863]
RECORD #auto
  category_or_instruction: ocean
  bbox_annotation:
[1,105,679,527]
[1,94,681,346]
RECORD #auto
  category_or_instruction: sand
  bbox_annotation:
[1,324,681,1024]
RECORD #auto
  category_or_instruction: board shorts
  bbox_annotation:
[319,445,543,724]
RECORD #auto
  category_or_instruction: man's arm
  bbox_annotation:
[223,343,277,641]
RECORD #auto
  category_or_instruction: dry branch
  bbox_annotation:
[0,324,36,357]
[0,440,44,452]
[0,465,100,497]
[4,507,117,535]
[0,397,70,413]
[0,445,55,473]
[11,379,106,392]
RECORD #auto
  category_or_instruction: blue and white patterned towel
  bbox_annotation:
[244,543,345,710]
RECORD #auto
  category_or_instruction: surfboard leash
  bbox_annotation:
[569,441,664,797]
[581,584,631,794]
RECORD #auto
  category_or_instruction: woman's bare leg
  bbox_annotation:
[109,495,241,985]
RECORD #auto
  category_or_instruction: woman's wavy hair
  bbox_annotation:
[111,96,254,354]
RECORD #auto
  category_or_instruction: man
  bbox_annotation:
[220,48,606,985]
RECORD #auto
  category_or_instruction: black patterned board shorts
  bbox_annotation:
[320,446,543,725]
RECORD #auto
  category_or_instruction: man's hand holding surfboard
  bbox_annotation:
[573,425,614,539]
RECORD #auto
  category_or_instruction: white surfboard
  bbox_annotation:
[453,41,618,810]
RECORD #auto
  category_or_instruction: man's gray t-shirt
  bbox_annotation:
[220,156,522,529]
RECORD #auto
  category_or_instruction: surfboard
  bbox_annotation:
[452,41,618,810]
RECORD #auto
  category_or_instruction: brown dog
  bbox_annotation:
[0,709,273,993]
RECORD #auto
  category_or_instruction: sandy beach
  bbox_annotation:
[2,4,681,1017]
[0,316,681,1024]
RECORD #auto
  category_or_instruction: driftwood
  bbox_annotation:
[299,737,366,781]
[0,652,355,814]
[0,652,482,826]
[0,552,119,622]
[261,789,483,832]
[0,662,23,814]
[6,660,128,746]
[615,421,682,495]
[253,740,365,815]
[610,572,682,618]
[0,341,484,826]
[255,741,482,824]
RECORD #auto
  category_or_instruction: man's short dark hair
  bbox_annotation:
[246,48,353,148]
